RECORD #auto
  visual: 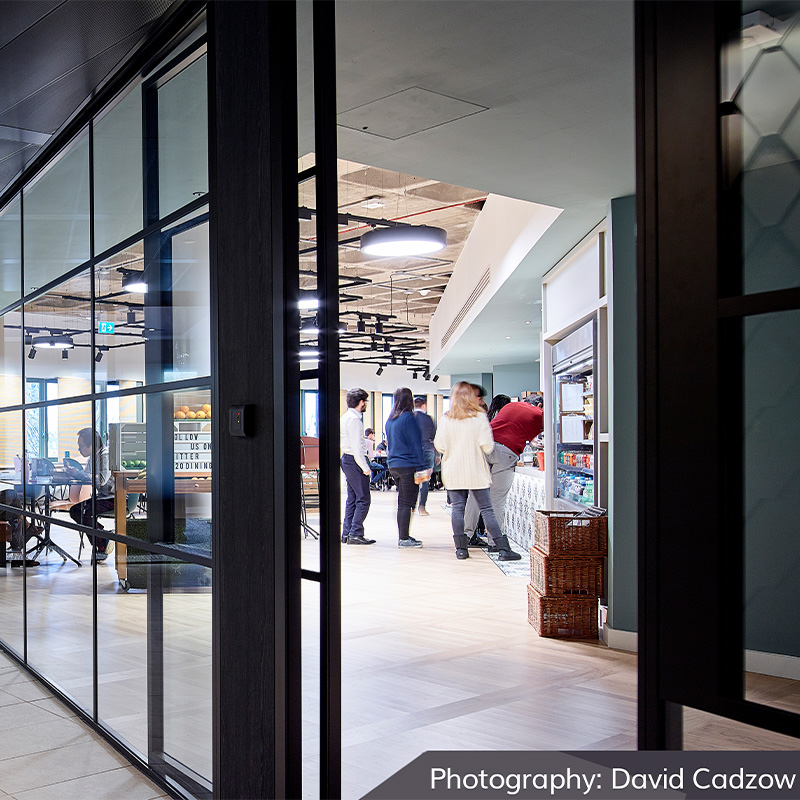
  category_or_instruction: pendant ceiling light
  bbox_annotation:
[360,225,446,257]
[122,271,148,294]
[32,333,74,350]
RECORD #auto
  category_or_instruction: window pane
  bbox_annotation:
[105,388,212,559]
[0,306,22,408]
[24,270,92,400]
[158,55,208,219]
[162,563,212,786]
[726,9,800,295]
[24,401,93,713]
[0,410,24,656]
[94,84,143,255]
[23,132,90,295]
[0,196,21,309]
[744,309,800,709]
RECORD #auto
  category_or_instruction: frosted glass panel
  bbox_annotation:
[0,196,21,309]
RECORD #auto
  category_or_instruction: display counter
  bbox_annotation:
[504,466,547,550]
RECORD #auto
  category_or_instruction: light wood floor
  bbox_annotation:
[0,487,797,800]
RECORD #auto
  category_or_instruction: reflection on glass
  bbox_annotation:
[107,388,211,560]
[727,9,800,294]
[744,310,800,709]
[97,573,148,760]
[23,270,92,400]
[94,84,144,255]
[302,580,320,799]
[0,306,22,408]
[158,55,208,219]
[163,564,212,785]
[24,401,94,713]
[95,244,146,386]
[0,196,21,310]
[23,132,90,295]
[0,410,24,656]
[169,221,210,381]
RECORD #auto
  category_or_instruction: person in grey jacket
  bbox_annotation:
[413,396,436,516]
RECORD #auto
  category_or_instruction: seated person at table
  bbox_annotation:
[64,428,115,561]
[364,428,386,487]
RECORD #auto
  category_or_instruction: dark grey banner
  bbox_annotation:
[362,751,800,800]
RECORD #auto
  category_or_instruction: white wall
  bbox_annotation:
[429,193,562,370]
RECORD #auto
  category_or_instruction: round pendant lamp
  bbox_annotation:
[361,225,446,257]
[32,333,74,349]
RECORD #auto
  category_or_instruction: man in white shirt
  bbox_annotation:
[340,388,375,545]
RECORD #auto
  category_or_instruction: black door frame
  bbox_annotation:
[636,0,800,748]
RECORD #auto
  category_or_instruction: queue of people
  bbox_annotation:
[340,383,544,560]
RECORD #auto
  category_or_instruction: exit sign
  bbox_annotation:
[98,321,115,334]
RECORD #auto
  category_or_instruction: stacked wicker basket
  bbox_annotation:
[527,510,608,638]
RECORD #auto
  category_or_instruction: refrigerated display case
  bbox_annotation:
[552,319,596,509]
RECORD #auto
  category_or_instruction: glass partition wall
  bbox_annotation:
[0,16,212,799]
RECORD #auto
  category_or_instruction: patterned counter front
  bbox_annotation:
[504,467,547,551]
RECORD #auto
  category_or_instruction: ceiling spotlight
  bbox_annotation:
[401,357,407,366]
[122,271,148,293]
[61,349,69,360]
[360,225,447,257]
[432,374,440,383]
[298,207,313,222]
[423,370,431,380]
[374,321,384,334]
[127,310,136,325]
[32,333,74,349]
[356,317,366,333]
[525,320,532,325]
[391,355,397,365]
[371,340,378,351]
[376,366,384,376]
[298,295,319,309]
[95,350,104,363]
[418,289,431,297]
[28,348,36,360]
[412,371,417,380]
[24,334,32,345]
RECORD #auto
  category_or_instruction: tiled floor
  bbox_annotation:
[0,652,167,800]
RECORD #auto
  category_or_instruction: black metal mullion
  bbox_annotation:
[313,2,341,797]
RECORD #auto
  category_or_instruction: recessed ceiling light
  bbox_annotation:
[298,297,319,309]
[525,320,532,324]
[506,336,511,339]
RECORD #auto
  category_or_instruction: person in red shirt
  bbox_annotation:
[464,395,544,544]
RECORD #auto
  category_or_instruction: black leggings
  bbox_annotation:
[389,467,419,541]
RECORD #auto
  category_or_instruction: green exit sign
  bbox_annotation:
[98,321,115,334]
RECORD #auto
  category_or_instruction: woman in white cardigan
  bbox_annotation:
[434,382,521,562]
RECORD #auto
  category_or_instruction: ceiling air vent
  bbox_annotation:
[441,267,490,349]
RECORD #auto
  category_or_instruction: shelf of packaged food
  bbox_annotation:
[557,464,594,476]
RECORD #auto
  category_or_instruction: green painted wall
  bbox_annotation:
[493,362,540,397]
[608,195,637,634]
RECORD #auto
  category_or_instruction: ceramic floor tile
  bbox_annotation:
[0,715,93,761]
[0,739,130,794]
[11,766,163,800]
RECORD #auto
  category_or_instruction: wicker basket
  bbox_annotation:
[530,547,604,597]
[527,585,599,638]
[533,510,607,555]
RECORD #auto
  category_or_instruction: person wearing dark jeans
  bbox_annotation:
[65,428,115,561]
[340,388,375,545]
[448,488,507,559]
[385,387,424,548]
[341,454,372,542]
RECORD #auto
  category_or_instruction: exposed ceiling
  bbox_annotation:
[302,0,637,375]
[3,0,637,381]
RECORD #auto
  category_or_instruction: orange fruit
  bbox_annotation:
[180,405,190,413]
[187,411,197,419]
[175,411,186,419]
[196,411,206,419]
[201,404,211,413]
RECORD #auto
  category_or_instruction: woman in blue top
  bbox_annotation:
[385,387,424,547]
